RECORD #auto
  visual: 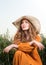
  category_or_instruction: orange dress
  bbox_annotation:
[13,35,42,65]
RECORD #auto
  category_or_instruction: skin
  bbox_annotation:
[3,19,45,53]
[20,19,30,31]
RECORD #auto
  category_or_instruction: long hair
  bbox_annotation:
[13,18,38,44]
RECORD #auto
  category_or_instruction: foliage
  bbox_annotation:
[39,34,46,65]
[0,31,15,65]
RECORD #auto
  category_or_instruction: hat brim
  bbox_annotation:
[12,16,41,33]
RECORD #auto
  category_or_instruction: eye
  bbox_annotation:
[25,21,28,23]
[25,20,29,23]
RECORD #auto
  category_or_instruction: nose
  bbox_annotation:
[23,23,26,27]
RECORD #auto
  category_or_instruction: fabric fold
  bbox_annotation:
[18,43,34,52]
[13,42,42,65]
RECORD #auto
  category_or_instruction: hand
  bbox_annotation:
[3,44,18,53]
[3,46,12,53]
[33,40,45,50]
[29,40,45,50]
[35,42,45,50]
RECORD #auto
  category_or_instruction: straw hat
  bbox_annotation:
[12,16,41,33]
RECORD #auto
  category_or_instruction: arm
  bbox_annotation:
[3,44,18,53]
[30,34,45,50]
[29,40,45,50]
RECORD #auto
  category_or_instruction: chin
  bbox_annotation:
[22,29,29,31]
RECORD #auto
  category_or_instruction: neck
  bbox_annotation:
[24,30,29,40]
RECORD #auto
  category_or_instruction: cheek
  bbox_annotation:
[26,24,30,28]
[20,24,24,29]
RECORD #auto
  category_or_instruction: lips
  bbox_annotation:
[22,26,26,28]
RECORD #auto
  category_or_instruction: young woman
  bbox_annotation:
[3,16,44,65]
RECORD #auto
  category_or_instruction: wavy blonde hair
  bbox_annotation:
[13,18,38,44]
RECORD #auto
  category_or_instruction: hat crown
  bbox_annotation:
[12,16,41,33]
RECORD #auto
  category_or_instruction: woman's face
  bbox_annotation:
[21,19,30,31]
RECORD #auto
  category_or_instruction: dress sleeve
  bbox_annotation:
[13,39,21,45]
[35,34,42,42]
[32,34,42,49]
